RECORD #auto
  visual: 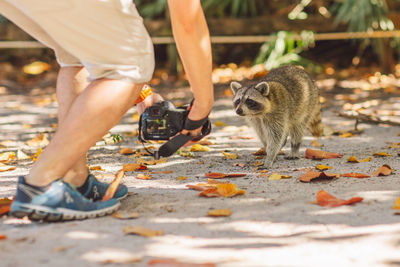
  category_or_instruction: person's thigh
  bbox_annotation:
[7,0,155,83]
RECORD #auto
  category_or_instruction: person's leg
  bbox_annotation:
[26,79,144,187]
[55,66,90,186]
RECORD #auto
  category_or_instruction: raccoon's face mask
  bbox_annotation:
[230,81,270,116]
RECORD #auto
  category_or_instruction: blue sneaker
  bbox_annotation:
[82,174,128,201]
[10,176,120,222]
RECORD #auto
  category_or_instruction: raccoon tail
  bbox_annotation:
[309,106,323,137]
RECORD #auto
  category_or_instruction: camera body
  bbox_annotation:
[140,101,189,141]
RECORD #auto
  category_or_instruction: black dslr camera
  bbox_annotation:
[139,101,189,141]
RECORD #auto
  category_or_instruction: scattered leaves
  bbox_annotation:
[342,173,370,178]
[207,209,232,217]
[123,226,163,237]
[372,164,393,176]
[305,149,343,160]
[268,173,292,180]
[316,190,363,207]
[102,170,125,201]
[299,171,339,183]
[189,180,245,198]
[222,151,238,159]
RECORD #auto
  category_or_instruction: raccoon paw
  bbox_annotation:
[285,155,300,160]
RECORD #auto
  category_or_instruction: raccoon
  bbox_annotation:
[230,65,323,169]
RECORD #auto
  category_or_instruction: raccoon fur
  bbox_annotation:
[230,65,323,169]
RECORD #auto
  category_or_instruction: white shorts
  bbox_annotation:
[0,0,155,83]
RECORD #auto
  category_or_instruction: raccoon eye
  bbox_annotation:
[233,99,240,107]
[245,99,260,109]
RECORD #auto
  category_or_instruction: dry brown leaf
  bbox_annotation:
[205,172,246,179]
[88,165,104,171]
[252,147,266,156]
[0,197,13,216]
[299,171,339,183]
[316,190,363,207]
[372,164,394,176]
[102,170,125,201]
[342,172,370,178]
[207,209,232,217]
[111,211,140,220]
[25,133,49,147]
[216,183,245,197]
[122,163,147,172]
[120,147,134,155]
[198,188,221,197]
[315,164,332,171]
[373,152,392,157]
[305,149,343,160]
[123,226,163,237]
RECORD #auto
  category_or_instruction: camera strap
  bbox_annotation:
[154,116,211,159]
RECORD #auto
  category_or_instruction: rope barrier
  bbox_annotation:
[0,30,399,48]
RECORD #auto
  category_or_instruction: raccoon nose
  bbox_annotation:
[236,108,244,116]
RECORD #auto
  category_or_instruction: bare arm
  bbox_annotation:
[167,0,214,136]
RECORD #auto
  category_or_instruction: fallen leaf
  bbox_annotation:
[0,235,7,240]
[148,258,215,267]
[136,173,151,180]
[393,197,400,210]
[372,164,393,176]
[111,211,140,220]
[207,209,232,217]
[16,150,30,160]
[23,61,50,75]
[316,190,363,207]
[0,152,15,164]
[204,172,246,179]
[299,171,339,183]
[214,121,227,127]
[150,170,173,174]
[198,188,221,197]
[0,197,13,216]
[342,173,370,178]
[120,148,134,155]
[102,170,125,201]
[339,132,353,138]
[229,136,254,140]
[252,147,266,156]
[25,133,49,147]
[0,164,16,172]
[190,144,210,152]
[216,183,245,197]
[122,163,147,172]
[315,164,332,171]
[311,140,323,147]
[197,138,213,145]
[347,156,371,163]
[222,151,238,159]
[305,149,343,160]
[31,148,42,162]
[136,158,167,165]
[268,173,292,180]
[88,165,104,171]
[177,176,188,181]
[373,152,392,157]
[123,226,163,237]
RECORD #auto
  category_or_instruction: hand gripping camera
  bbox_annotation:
[138,100,211,159]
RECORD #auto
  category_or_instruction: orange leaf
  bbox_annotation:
[122,163,147,172]
[316,190,363,207]
[0,234,7,240]
[226,173,246,178]
[25,133,49,147]
[136,173,152,180]
[0,197,13,216]
[88,165,104,171]
[305,149,343,160]
[205,172,226,178]
[393,197,400,210]
[0,152,15,164]
[299,171,339,182]
[207,209,232,217]
[372,152,392,157]
[216,183,245,197]
[342,173,370,178]
[198,188,220,197]
[252,147,266,156]
[120,147,134,155]
[148,258,215,267]
[0,164,16,172]
[372,164,393,176]
[102,170,125,201]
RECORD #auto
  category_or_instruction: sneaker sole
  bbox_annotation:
[10,202,120,222]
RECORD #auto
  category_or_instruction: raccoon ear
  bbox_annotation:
[230,81,242,94]
[255,82,269,96]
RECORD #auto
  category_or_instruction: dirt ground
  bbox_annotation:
[1,76,400,267]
